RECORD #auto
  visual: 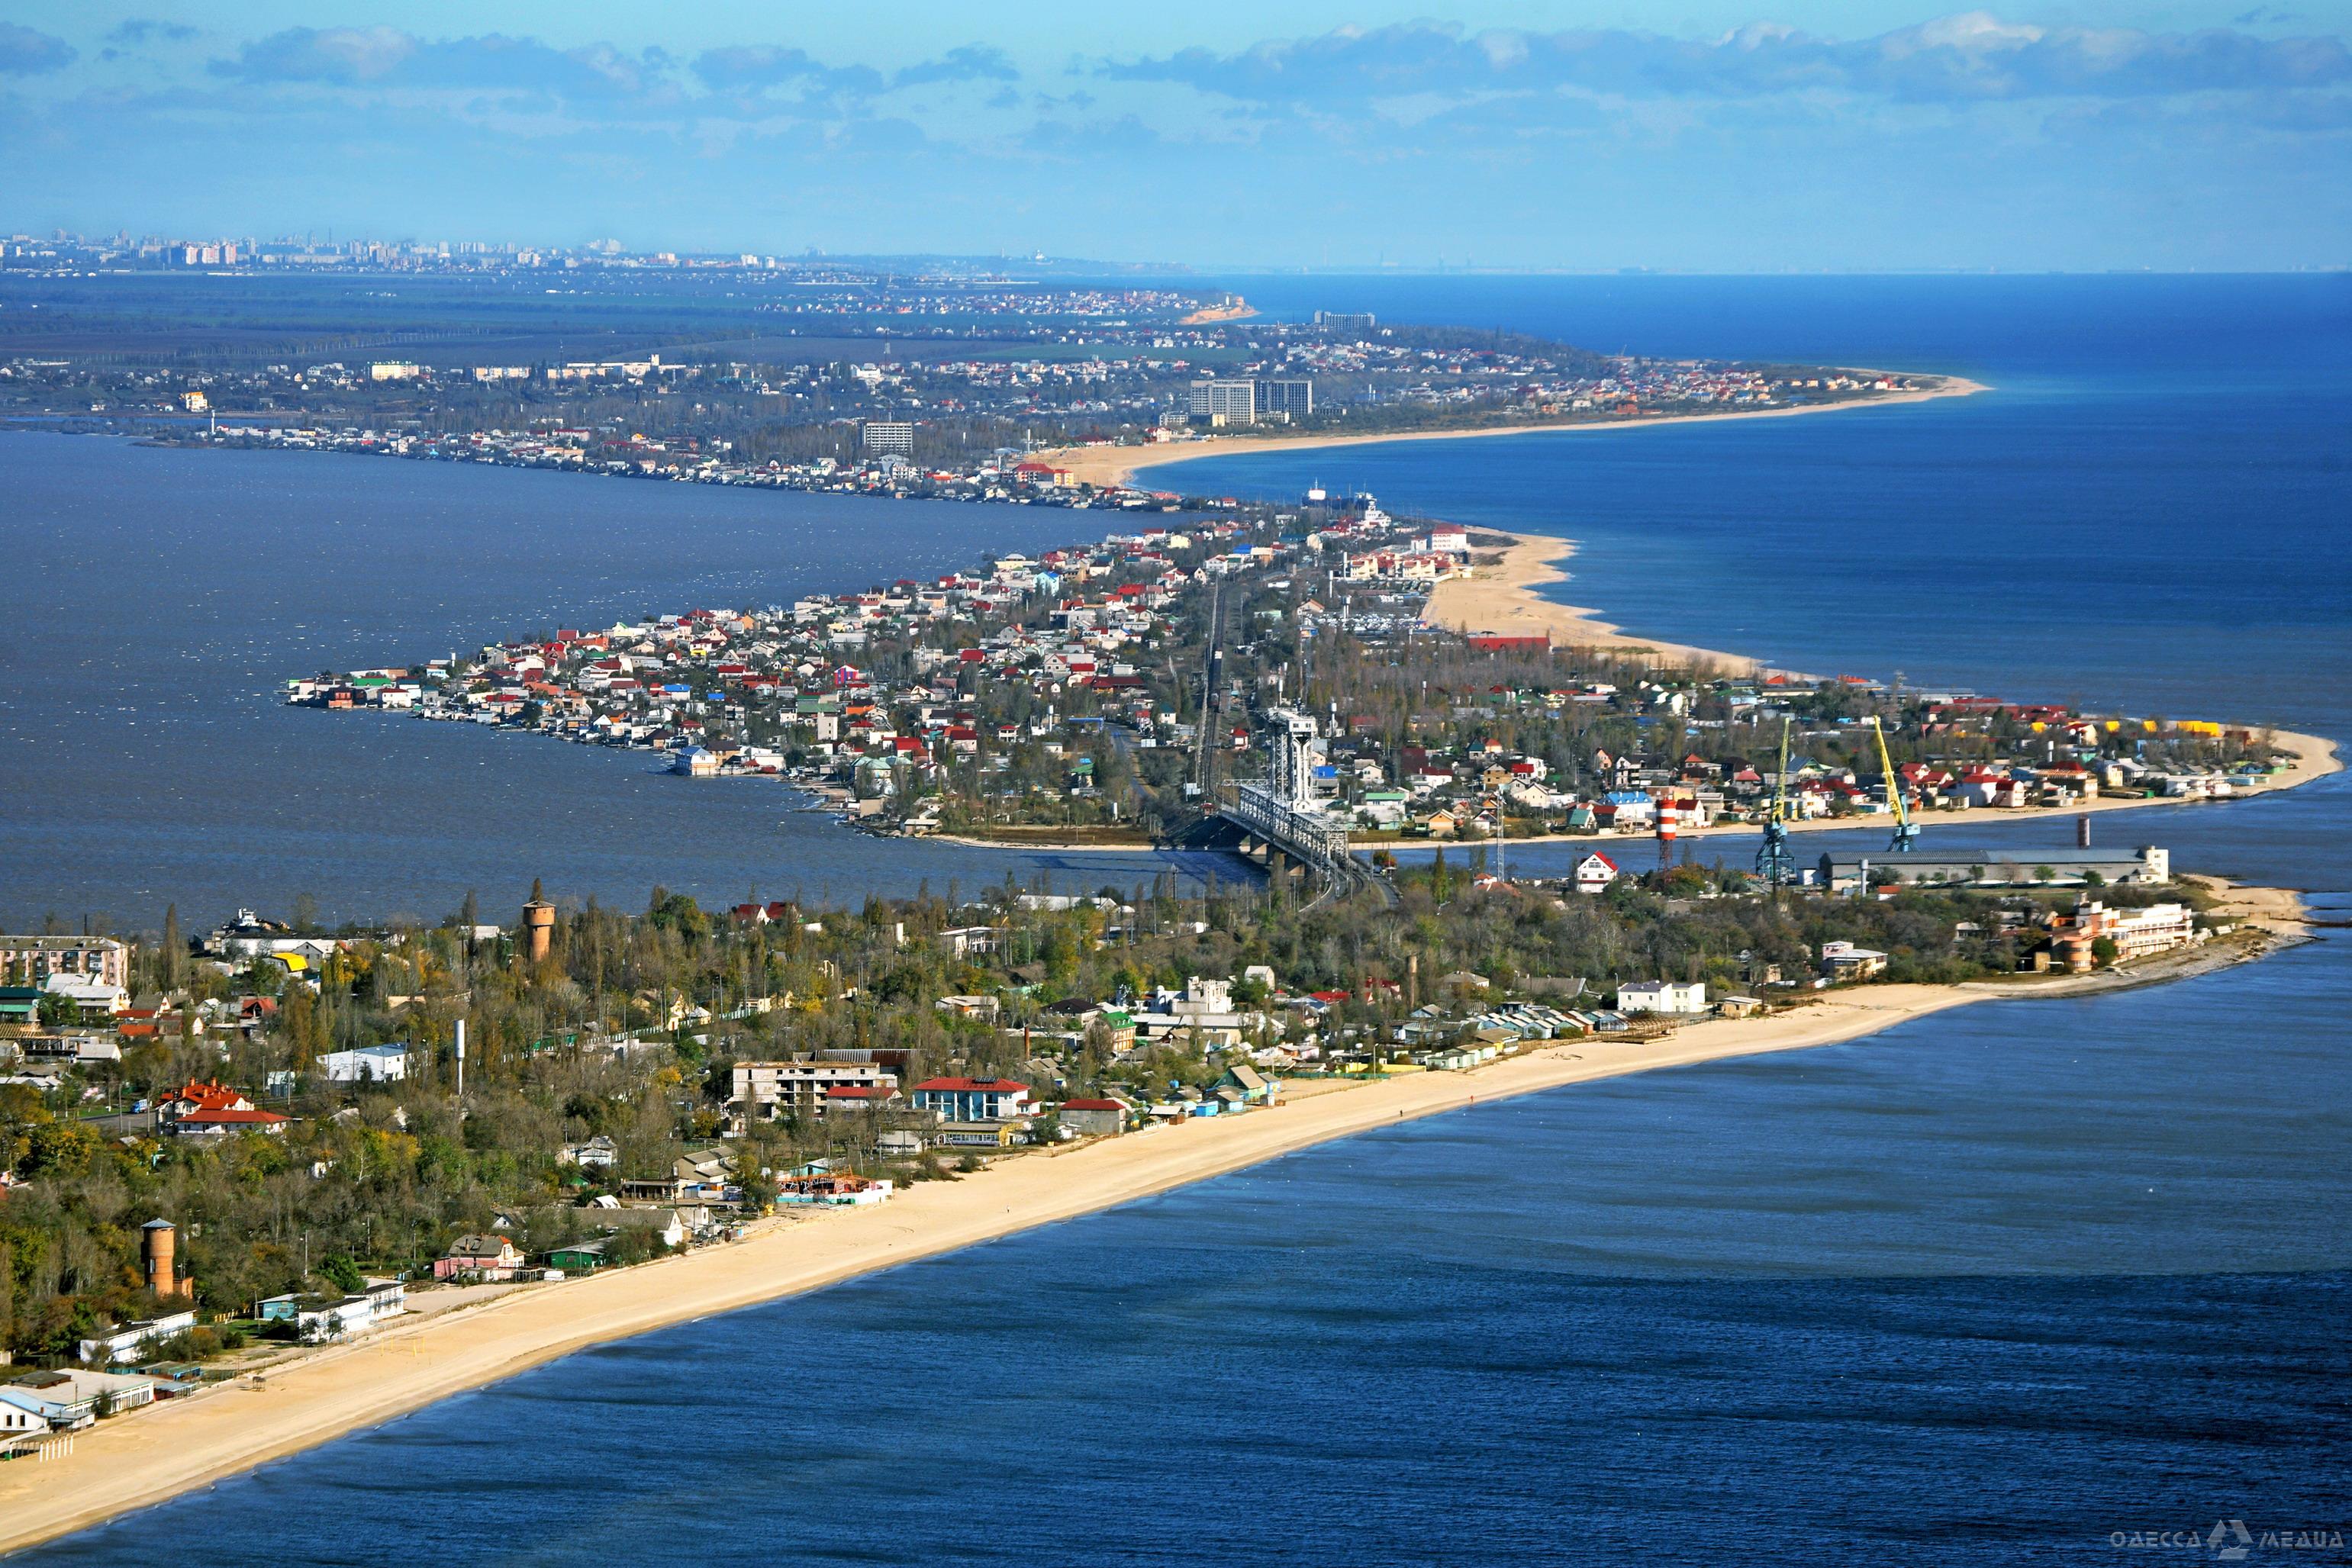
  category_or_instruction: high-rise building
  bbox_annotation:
[862,421,914,456]
[1187,378,1257,423]
[1255,379,1313,418]
[1313,311,1377,332]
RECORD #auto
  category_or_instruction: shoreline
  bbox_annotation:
[0,890,2302,1555]
[1421,527,1761,671]
[1040,374,1990,489]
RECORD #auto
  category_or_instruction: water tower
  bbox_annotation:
[143,1218,192,1299]
[522,890,555,964]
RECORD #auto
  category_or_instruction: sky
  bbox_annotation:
[2,2,2346,270]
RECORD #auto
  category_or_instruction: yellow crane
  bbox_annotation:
[1870,714,1920,852]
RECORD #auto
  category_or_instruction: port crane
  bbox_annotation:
[1869,714,1921,852]
[1755,716,1797,887]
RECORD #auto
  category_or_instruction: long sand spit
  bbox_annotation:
[0,885,2309,1556]
[1040,374,1989,489]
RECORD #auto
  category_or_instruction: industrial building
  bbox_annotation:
[1819,845,2170,893]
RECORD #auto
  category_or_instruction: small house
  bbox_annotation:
[434,1233,525,1281]
[1616,980,1708,1016]
[1058,1099,1130,1138]
[545,1240,609,1273]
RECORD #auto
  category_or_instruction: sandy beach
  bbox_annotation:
[1421,528,1762,671]
[0,892,2305,1555]
[1039,375,1989,490]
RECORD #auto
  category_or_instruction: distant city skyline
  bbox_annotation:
[2,3,2346,271]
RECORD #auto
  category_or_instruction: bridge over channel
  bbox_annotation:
[1208,709,1397,910]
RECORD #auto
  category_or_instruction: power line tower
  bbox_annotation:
[1756,716,1797,890]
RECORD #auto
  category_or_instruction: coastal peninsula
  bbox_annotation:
[0,868,2309,1557]
[277,463,2326,862]
[2,285,2337,1555]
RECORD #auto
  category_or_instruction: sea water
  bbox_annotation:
[18,275,2351,1564]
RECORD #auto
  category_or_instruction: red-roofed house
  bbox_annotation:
[162,1080,250,1119]
[167,1107,290,1140]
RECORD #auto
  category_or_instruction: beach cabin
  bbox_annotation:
[1616,980,1708,1016]
[1211,1064,1276,1107]
[435,1233,525,1281]
[546,1240,609,1273]
[1058,1099,1131,1138]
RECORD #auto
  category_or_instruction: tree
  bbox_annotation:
[161,903,184,990]
[279,983,330,1070]
[35,992,76,1027]
[316,1254,366,1293]
[2090,935,2119,967]
[22,1120,100,1178]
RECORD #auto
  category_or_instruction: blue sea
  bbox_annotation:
[14,275,2351,1564]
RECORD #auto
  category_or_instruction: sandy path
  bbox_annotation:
[0,897,2300,1554]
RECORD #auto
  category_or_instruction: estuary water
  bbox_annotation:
[0,436,1238,932]
[18,275,2352,1563]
